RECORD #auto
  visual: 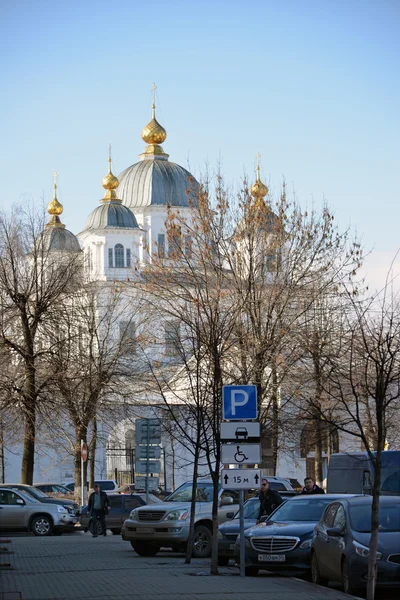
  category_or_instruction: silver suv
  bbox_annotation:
[122,480,243,558]
[0,487,78,535]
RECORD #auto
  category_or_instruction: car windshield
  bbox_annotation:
[233,500,259,520]
[17,490,40,504]
[268,498,335,522]
[349,502,400,533]
[166,482,214,502]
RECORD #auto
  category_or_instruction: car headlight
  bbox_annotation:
[129,509,138,519]
[218,530,224,539]
[164,509,189,521]
[234,535,250,548]
[299,538,312,549]
[353,540,382,560]
[57,506,68,514]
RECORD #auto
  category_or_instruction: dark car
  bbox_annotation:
[218,497,260,565]
[34,483,74,496]
[80,492,162,534]
[0,484,80,518]
[311,495,400,595]
[234,494,357,576]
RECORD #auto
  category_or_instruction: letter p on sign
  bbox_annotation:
[222,385,257,420]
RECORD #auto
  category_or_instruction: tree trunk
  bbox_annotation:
[21,404,35,484]
[89,417,97,489]
[185,437,200,564]
[314,413,323,487]
[74,424,87,495]
[366,438,384,600]
[271,365,279,475]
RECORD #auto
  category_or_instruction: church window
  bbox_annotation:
[158,234,165,258]
[126,248,131,267]
[115,244,124,268]
[165,321,181,357]
[108,248,113,267]
[119,321,137,355]
[184,235,192,258]
[168,226,181,258]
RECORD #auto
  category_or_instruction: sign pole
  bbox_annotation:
[146,419,149,504]
[239,488,245,577]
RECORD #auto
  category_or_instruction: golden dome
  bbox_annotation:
[46,173,65,228]
[142,103,167,145]
[102,156,119,191]
[251,156,268,199]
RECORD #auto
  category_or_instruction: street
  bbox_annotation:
[1,530,396,600]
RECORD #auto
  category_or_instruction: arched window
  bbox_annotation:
[115,244,124,267]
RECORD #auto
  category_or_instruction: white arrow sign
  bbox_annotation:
[221,468,261,490]
[221,443,261,465]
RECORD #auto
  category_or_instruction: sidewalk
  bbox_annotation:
[0,533,356,600]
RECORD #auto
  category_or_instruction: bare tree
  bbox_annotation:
[0,202,82,483]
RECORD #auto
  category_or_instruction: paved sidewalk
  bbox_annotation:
[1,533,357,600]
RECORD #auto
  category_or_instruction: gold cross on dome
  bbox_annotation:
[108,143,112,166]
[255,153,261,178]
[53,171,58,190]
[151,82,157,107]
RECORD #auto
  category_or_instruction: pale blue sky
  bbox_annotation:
[1,0,399,289]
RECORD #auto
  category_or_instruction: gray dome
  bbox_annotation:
[42,227,81,253]
[84,200,139,231]
[118,159,199,209]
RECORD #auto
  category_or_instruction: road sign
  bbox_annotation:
[135,459,161,474]
[222,385,257,420]
[136,418,162,444]
[81,441,88,462]
[135,446,161,459]
[221,443,261,465]
[220,421,260,442]
[135,476,159,491]
[221,468,261,489]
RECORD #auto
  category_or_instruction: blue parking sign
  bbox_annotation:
[222,385,258,420]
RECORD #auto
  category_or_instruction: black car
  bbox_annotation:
[234,494,357,576]
[311,495,400,595]
[80,492,162,534]
[218,497,259,565]
[0,484,80,518]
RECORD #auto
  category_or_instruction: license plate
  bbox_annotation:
[258,554,286,562]
[140,528,154,534]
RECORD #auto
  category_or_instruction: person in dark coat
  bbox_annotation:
[87,484,111,537]
[300,477,325,495]
[256,478,284,522]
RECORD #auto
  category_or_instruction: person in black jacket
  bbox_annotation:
[300,477,325,495]
[87,484,111,537]
[256,478,284,523]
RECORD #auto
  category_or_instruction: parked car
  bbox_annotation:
[218,497,260,565]
[63,479,119,493]
[311,495,400,594]
[122,480,244,558]
[234,494,357,576]
[34,483,74,496]
[0,483,80,517]
[0,487,78,536]
[80,492,162,534]
[262,477,298,497]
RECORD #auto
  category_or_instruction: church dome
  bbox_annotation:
[42,174,81,253]
[118,159,199,209]
[83,154,140,231]
[84,201,139,230]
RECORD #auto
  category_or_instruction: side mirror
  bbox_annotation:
[326,527,343,537]
[220,497,234,506]
[259,515,268,523]
[16,499,25,505]
[226,512,235,519]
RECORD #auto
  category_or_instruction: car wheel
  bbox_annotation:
[110,529,121,535]
[311,552,328,586]
[342,559,360,595]
[130,541,160,556]
[218,556,230,566]
[192,525,212,558]
[245,567,259,576]
[31,515,54,536]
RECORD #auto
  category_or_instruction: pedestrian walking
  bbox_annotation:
[87,484,111,537]
[300,476,325,495]
[256,478,284,523]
